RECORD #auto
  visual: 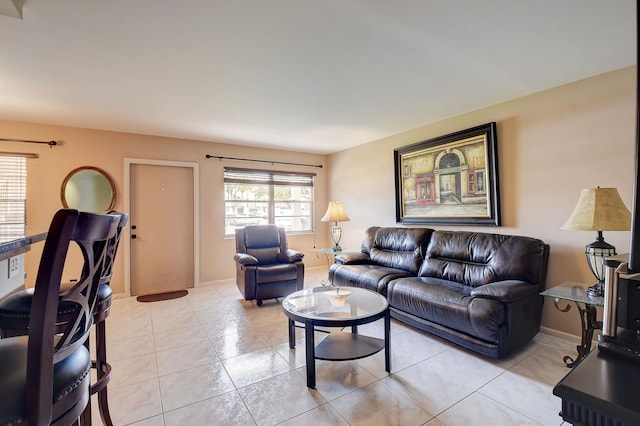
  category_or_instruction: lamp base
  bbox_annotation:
[330,224,342,252]
[587,281,604,297]
[584,233,616,299]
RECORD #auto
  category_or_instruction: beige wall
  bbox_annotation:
[1,66,635,338]
[0,122,330,294]
[327,67,637,337]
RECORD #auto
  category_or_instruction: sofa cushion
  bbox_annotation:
[419,230,548,288]
[243,226,282,264]
[329,264,413,294]
[366,226,434,275]
[387,277,506,343]
[256,263,299,284]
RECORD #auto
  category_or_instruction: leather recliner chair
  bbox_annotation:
[234,225,305,306]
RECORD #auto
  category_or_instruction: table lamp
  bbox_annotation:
[321,201,350,251]
[561,187,631,297]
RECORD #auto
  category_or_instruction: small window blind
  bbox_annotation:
[0,156,27,242]
[223,168,315,186]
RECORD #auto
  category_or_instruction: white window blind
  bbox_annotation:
[0,156,26,242]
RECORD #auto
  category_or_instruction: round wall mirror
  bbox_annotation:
[61,166,117,213]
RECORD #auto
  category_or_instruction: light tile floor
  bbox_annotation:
[88,267,575,425]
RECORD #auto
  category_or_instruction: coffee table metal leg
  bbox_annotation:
[305,321,316,388]
[288,318,296,349]
[384,309,391,372]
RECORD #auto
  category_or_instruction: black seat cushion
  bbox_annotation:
[387,277,506,343]
[0,288,78,320]
[0,336,91,424]
[0,283,113,336]
[330,264,413,295]
[256,263,299,284]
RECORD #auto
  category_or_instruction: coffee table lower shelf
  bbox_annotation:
[315,331,385,361]
[292,316,390,388]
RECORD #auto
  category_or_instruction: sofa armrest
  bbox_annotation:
[470,280,538,303]
[234,253,259,266]
[334,252,370,265]
[279,249,304,263]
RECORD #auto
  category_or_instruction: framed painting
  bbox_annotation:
[394,122,500,226]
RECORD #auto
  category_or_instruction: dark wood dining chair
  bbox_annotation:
[0,212,127,426]
[0,209,120,425]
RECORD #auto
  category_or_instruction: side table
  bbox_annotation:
[311,247,358,285]
[540,283,603,367]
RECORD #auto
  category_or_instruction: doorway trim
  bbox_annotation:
[123,158,200,297]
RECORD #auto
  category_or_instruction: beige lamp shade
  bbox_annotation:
[321,201,350,223]
[561,188,631,231]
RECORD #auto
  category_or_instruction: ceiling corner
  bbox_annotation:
[0,0,22,19]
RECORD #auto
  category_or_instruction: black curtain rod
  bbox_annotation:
[205,154,322,169]
[0,138,57,147]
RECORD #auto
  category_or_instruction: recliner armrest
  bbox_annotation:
[470,280,538,303]
[279,249,304,263]
[234,253,259,266]
[334,252,370,265]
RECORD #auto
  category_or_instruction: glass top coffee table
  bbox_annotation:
[282,286,390,388]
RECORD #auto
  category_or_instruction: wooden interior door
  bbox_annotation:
[129,163,194,296]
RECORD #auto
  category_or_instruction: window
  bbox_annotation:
[224,167,314,235]
[0,156,27,242]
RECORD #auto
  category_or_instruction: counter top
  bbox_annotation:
[0,233,47,261]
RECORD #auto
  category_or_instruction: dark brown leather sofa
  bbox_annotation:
[329,226,549,358]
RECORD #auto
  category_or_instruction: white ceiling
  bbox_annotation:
[0,1,636,154]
